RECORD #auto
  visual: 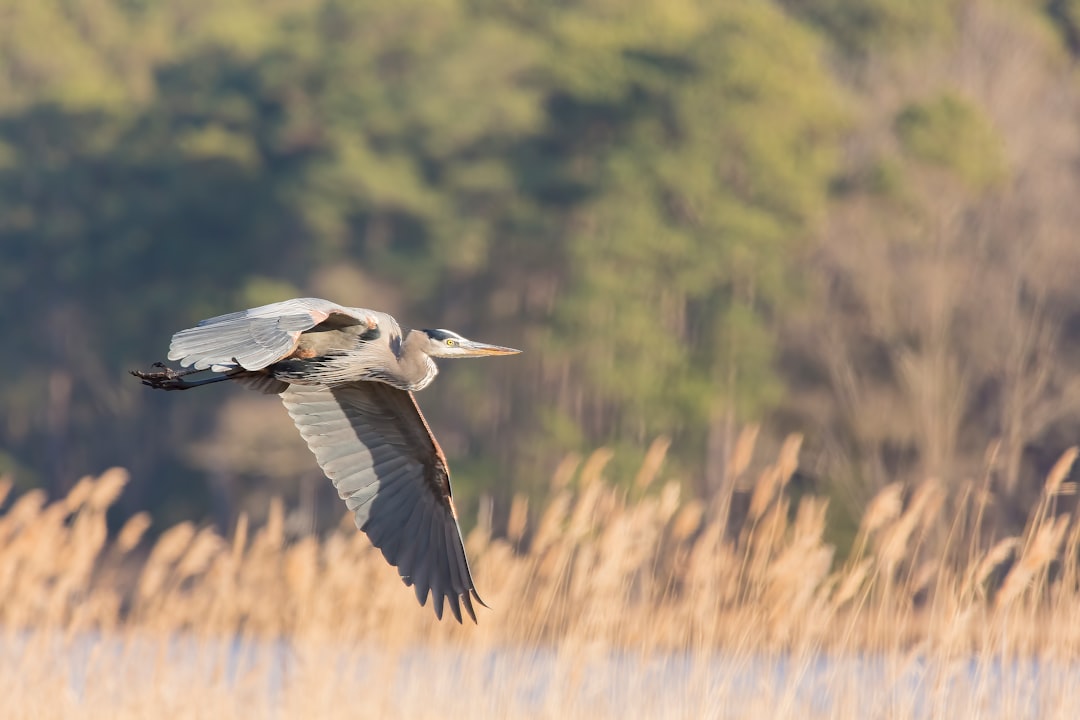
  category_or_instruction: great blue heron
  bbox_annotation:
[133,297,520,623]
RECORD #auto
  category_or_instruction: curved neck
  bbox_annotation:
[399,330,439,391]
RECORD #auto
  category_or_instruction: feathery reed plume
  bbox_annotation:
[861,483,904,537]
[776,434,803,489]
[747,466,781,523]
[669,500,703,544]
[1044,447,1078,497]
[115,512,152,554]
[231,512,249,568]
[0,489,46,534]
[261,497,285,550]
[634,436,671,490]
[64,476,95,512]
[1022,447,1080,547]
[284,536,318,598]
[88,467,129,510]
[175,527,225,581]
[764,497,832,640]
[996,514,1070,610]
[568,480,606,539]
[137,522,196,600]
[3,443,1080,718]
[877,483,941,569]
[507,494,529,545]
[971,537,1019,594]
[579,448,613,488]
[657,481,681,523]
[532,490,571,552]
[1063,521,1080,598]
[550,453,581,491]
[747,434,803,522]
[727,424,759,480]
[832,558,873,610]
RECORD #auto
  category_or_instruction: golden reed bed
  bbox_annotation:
[1,434,1079,718]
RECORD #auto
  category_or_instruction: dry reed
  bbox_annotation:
[2,437,1080,718]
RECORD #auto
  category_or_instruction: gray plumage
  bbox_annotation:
[134,297,521,622]
[167,297,380,372]
[282,382,480,622]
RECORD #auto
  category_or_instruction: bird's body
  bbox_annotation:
[166,299,440,392]
[134,297,520,623]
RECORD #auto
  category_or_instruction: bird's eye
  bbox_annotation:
[446,339,456,346]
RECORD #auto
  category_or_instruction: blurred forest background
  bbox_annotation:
[3,0,1080,549]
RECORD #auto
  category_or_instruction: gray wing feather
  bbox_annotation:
[167,297,377,371]
[280,381,483,622]
[229,372,290,395]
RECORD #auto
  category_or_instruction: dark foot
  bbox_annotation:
[131,363,204,391]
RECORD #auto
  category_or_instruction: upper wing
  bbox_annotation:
[280,381,484,623]
[168,298,378,371]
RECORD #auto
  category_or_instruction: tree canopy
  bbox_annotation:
[3,0,1080,543]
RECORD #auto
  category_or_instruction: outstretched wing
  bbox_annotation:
[168,297,378,371]
[280,381,485,623]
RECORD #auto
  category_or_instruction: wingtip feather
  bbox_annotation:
[432,592,445,620]
[446,593,463,623]
[463,592,478,624]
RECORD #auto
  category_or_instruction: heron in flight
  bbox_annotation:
[133,297,520,623]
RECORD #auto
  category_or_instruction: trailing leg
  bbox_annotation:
[130,363,229,391]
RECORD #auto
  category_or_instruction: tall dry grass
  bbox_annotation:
[1,435,1079,718]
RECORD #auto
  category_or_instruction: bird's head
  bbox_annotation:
[421,329,521,359]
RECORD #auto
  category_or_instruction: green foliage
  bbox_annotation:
[538,3,844,454]
[895,93,1006,190]
[864,157,907,197]
[0,0,141,111]
[781,0,959,55]
[3,0,1067,538]
[0,0,847,514]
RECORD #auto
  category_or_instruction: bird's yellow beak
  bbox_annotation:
[458,340,522,357]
